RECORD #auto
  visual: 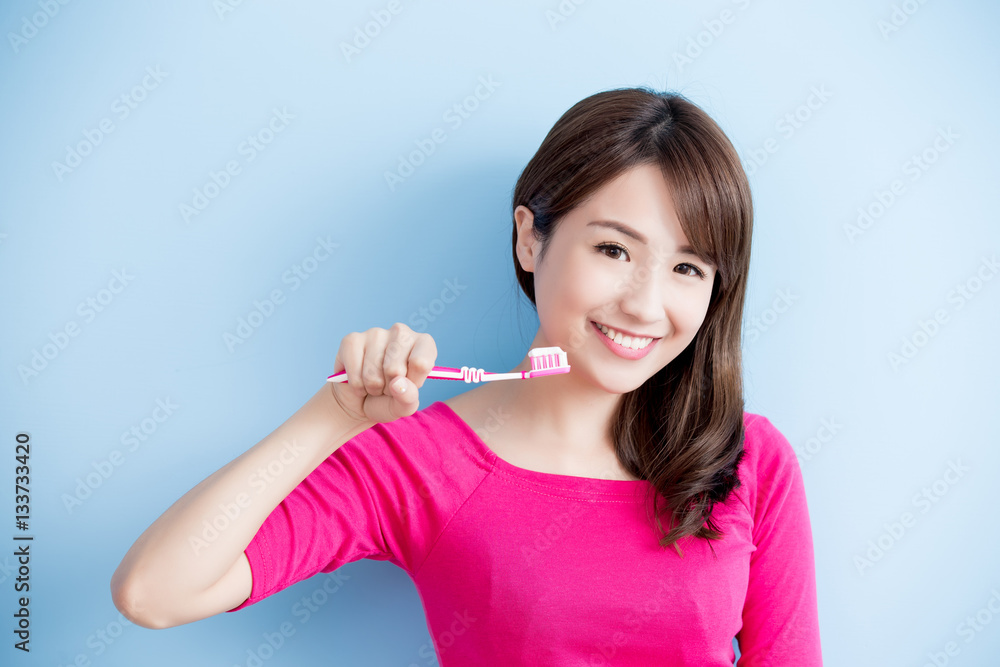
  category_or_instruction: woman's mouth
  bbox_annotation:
[591,321,659,360]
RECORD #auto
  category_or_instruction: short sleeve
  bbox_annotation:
[225,429,396,612]
[225,403,487,613]
[736,415,823,665]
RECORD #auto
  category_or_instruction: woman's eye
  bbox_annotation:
[676,263,706,279]
[596,244,706,278]
[596,243,629,261]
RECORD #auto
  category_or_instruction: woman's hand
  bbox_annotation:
[329,323,438,425]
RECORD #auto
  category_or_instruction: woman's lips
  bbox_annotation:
[591,321,659,360]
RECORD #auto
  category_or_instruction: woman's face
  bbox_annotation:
[515,162,718,394]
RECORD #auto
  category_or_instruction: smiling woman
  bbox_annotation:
[510,92,752,551]
[111,86,820,667]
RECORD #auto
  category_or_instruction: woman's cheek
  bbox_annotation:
[575,266,612,302]
[688,300,714,335]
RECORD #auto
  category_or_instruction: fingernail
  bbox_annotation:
[394,379,406,393]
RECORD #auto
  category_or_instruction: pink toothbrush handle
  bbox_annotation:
[326,366,508,382]
[326,347,568,384]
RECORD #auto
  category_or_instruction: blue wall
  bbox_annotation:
[1,1,998,665]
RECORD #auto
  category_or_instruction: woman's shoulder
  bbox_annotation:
[733,411,804,510]
[740,411,798,468]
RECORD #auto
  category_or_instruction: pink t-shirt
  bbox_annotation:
[227,401,822,665]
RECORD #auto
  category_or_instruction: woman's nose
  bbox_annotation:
[615,265,669,323]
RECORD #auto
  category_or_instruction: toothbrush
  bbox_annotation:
[326,346,570,384]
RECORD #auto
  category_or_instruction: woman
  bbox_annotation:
[111,87,822,665]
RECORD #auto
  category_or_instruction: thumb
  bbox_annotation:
[388,375,420,418]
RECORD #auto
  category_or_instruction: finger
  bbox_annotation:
[339,334,366,397]
[361,328,390,396]
[361,393,396,424]
[406,333,437,388]
[388,375,419,419]
[382,323,415,390]
[363,377,418,423]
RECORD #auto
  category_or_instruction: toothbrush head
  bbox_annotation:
[526,346,570,378]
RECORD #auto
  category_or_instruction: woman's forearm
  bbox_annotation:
[110,383,374,627]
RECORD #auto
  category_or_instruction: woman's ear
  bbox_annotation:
[514,205,540,273]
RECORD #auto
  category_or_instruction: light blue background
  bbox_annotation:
[1,1,998,665]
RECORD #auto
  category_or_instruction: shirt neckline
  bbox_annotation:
[431,400,651,496]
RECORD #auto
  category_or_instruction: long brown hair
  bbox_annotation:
[511,87,754,557]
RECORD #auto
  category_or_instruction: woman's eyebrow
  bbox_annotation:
[588,219,648,244]
[587,219,715,266]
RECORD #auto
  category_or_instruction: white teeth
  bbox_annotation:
[596,323,652,350]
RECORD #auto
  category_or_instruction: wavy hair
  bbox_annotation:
[511,87,754,557]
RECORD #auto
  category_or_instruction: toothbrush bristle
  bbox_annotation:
[527,346,570,376]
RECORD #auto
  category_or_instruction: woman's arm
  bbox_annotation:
[736,416,823,665]
[110,383,374,629]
